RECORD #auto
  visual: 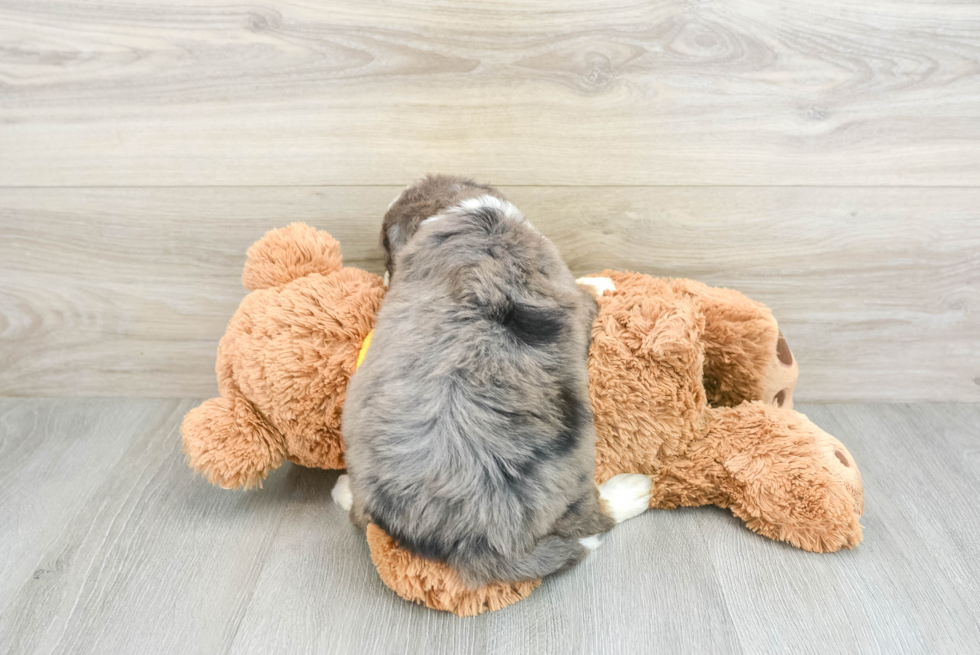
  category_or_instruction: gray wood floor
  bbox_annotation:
[1,399,978,655]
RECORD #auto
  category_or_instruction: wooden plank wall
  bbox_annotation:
[1,0,978,401]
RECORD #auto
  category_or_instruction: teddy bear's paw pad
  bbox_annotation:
[331,474,353,511]
[576,276,617,299]
[760,330,799,409]
[579,535,603,551]
[777,331,794,367]
[599,473,652,523]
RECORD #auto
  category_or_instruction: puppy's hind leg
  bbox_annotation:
[332,474,372,531]
[349,499,371,532]
[461,535,592,587]
[331,474,353,510]
[552,485,617,551]
[599,473,652,524]
[552,474,651,554]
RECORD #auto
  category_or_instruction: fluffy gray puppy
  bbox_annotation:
[336,176,650,588]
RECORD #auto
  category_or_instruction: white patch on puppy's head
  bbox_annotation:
[419,194,531,232]
[457,194,527,224]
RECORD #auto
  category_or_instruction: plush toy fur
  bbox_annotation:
[182,224,384,488]
[182,223,864,616]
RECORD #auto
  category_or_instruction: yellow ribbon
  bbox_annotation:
[355,329,374,370]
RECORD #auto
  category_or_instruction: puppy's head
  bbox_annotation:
[381,175,508,278]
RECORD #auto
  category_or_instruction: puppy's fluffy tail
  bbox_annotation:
[458,535,589,588]
[242,223,343,290]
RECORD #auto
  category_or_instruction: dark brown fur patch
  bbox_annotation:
[777,332,794,366]
[774,389,787,407]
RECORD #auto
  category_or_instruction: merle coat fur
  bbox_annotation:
[342,176,613,588]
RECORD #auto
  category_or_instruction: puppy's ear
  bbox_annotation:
[382,223,409,277]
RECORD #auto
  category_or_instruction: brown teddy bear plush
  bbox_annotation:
[182,223,864,616]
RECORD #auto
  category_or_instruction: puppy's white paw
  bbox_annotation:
[577,276,616,299]
[599,473,652,523]
[579,535,602,551]
[331,474,353,511]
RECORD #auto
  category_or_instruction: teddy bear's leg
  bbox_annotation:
[668,279,799,409]
[181,391,287,490]
[700,403,863,552]
[366,524,541,617]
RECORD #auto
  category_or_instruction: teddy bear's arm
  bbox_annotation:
[698,403,864,552]
[181,387,287,489]
[667,279,799,409]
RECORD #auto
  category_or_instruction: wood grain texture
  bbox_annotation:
[0,398,299,655]
[0,399,182,612]
[700,403,980,654]
[1,0,979,186]
[1,186,978,401]
[1,399,979,654]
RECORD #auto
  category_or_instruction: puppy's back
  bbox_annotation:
[343,201,609,586]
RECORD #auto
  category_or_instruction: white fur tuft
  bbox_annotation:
[331,474,353,511]
[418,195,531,231]
[599,473,652,523]
[577,276,617,298]
[457,195,527,224]
[579,535,602,551]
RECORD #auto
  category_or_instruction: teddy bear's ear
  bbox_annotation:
[242,223,343,291]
